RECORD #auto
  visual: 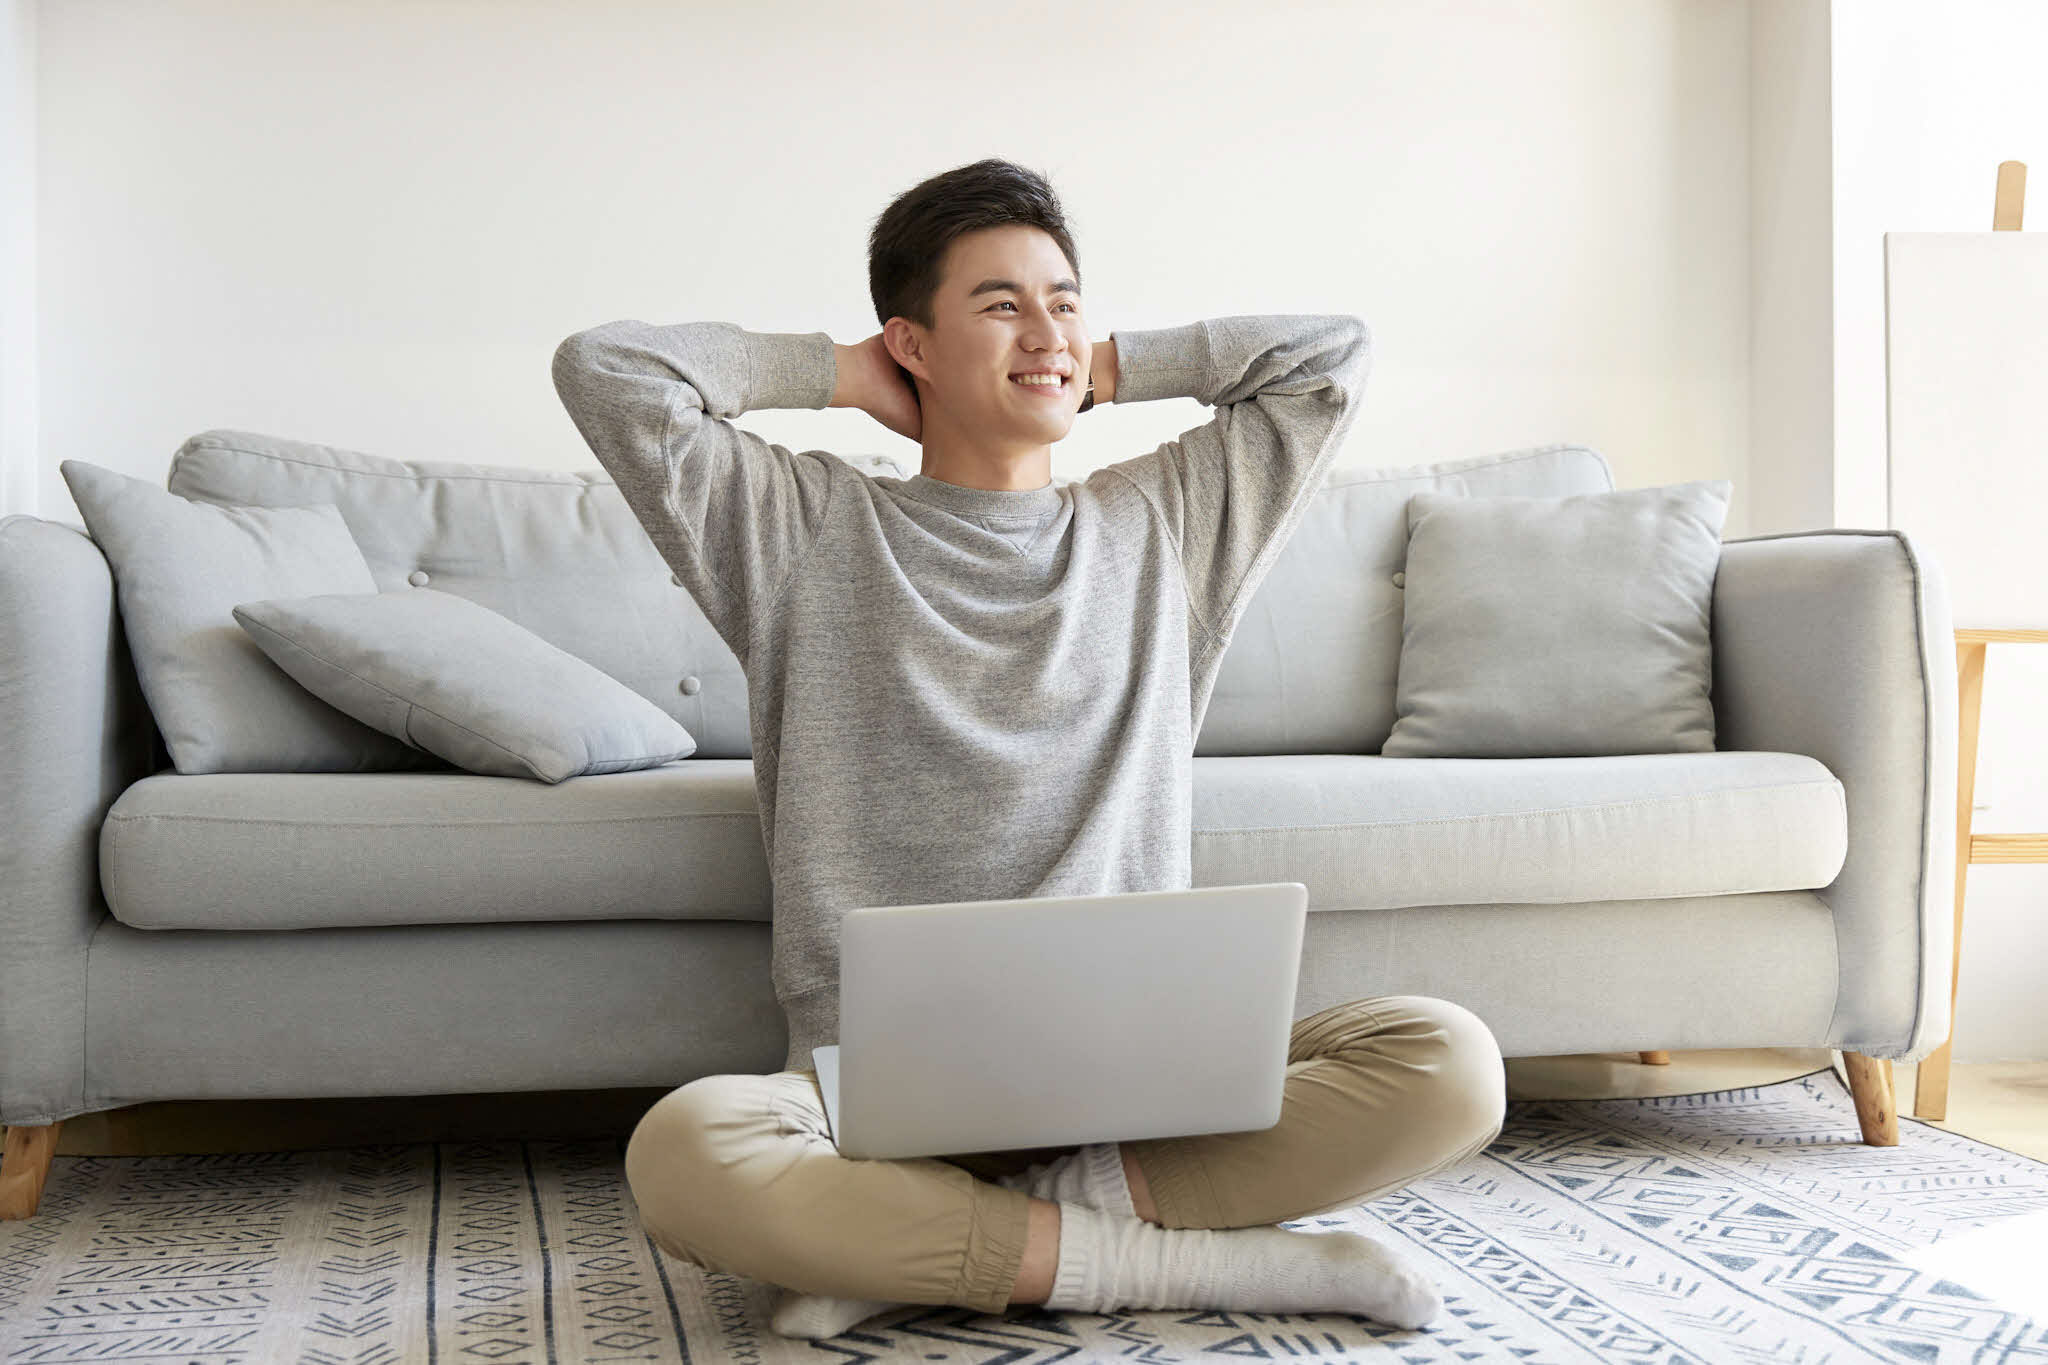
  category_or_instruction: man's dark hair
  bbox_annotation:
[868,158,1082,331]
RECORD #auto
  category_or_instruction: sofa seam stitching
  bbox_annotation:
[1317,443,1605,494]
[1886,528,1932,1057]
[1194,778,1845,835]
[177,439,613,488]
[104,810,758,827]
[106,779,1843,832]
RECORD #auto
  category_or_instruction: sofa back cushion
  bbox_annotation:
[164,431,1610,761]
[1193,443,1615,755]
[166,429,909,759]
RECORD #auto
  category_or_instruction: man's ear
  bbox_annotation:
[883,317,930,386]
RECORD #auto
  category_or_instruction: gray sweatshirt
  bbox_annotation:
[551,313,1372,1072]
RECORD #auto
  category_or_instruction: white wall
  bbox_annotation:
[1832,0,2048,1061]
[1745,0,1833,537]
[0,0,33,520]
[30,0,1753,535]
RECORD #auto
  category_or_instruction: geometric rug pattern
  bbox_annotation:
[2,1066,2045,1362]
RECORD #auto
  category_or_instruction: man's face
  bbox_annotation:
[893,224,1088,443]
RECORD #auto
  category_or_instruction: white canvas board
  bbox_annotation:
[1885,231,2048,631]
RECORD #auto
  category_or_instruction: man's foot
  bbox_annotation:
[768,1286,903,1339]
[1042,1202,1445,1329]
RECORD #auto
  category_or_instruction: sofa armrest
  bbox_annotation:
[0,516,158,1125]
[1712,529,1959,1063]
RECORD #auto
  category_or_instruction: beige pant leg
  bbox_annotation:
[1124,994,1508,1229]
[623,1069,1034,1314]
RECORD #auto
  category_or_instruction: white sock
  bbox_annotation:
[994,1141,1139,1218]
[768,1285,901,1340]
[769,1142,1137,1340]
[1042,1200,1445,1329]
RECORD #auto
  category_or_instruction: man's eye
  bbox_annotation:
[992,301,1078,312]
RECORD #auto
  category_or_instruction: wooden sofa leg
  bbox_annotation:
[1842,1052,1899,1145]
[1638,1050,1671,1065]
[0,1122,63,1220]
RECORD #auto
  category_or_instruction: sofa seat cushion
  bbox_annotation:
[1191,750,1847,908]
[101,750,1846,932]
[101,761,772,931]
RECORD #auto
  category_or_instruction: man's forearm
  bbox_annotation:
[1090,338,1118,404]
[829,342,864,409]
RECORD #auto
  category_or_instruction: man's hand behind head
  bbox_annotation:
[831,333,922,443]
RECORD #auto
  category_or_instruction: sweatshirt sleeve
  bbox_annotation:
[1098,313,1372,665]
[550,319,839,660]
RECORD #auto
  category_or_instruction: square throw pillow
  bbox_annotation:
[59,458,446,774]
[232,587,699,782]
[1381,479,1732,758]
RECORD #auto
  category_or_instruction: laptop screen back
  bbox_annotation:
[832,882,1307,1159]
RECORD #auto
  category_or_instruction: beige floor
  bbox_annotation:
[35,1049,2048,1163]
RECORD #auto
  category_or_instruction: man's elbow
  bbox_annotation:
[1343,313,1376,388]
[552,330,602,397]
[1329,315,1374,408]
[552,320,669,405]
[553,328,638,420]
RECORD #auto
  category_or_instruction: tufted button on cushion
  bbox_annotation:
[1391,571,1405,588]
[671,572,683,587]
[408,569,431,587]
[679,675,701,695]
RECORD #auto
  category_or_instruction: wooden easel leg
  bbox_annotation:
[0,1123,64,1220]
[1916,639,1985,1122]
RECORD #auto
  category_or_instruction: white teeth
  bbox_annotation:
[1011,374,1064,387]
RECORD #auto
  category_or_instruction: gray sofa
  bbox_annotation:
[0,430,1959,1220]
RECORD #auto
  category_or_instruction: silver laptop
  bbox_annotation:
[809,881,1307,1160]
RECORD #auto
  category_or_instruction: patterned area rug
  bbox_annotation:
[3,1066,2045,1363]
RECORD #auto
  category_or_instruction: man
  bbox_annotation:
[551,158,1506,1341]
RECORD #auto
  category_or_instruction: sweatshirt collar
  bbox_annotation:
[900,472,1064,518]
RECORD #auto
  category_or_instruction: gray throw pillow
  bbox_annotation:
[59,458,443,774]
[232,587,699,783]
[1381,480,1731,758]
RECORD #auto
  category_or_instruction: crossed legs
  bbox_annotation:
[624,994,1507,1314]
